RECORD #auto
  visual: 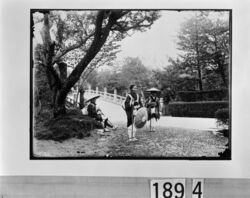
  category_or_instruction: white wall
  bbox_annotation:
[0,0,250,179]
[1,177,250,198]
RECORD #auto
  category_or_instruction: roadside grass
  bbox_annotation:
[107,124,228,158]
[33,122,228,158]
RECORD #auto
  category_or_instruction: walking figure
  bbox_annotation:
[124,85,143,142]
[146,87,161,132]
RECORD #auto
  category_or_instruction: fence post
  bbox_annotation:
[113,89,117,102]
[104,87,107,98]
[73,92,78,107]
[96,87,99,95]
[160,97,164,115]
[88,84,91,93]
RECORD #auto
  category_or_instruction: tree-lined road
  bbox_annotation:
[34,95,226,158]
[95,97,220,132]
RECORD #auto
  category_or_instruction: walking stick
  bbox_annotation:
[131,105,134,138]
[150,118,152,132]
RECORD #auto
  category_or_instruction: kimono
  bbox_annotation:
[87,101,102,122]
[146,95,160,121]
[87,101,113,128]
[124,92,143,127]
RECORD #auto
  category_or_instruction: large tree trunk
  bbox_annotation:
[53,89,67,117]
[42,11,123,118]
[53,62,68,117]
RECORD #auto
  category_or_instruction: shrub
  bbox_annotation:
[35,109,103,142]
[168,101,229,118]
[215,108,229,126]
[175,89,229,102]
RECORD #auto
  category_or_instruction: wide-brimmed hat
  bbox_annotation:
[134,107,148,129]
[146,87,160,92]
[85,94,100,103]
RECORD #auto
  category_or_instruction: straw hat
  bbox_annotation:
[85,94,100,103]
[146,87,160,92]
[134,107,148,129]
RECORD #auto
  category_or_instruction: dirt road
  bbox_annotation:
[33,122,227,158]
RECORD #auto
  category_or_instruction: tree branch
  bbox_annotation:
[52,32,94,64]
[65,11,121,92]
[111,16,154,32]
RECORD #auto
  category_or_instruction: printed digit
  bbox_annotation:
[192,181,202,198]
[175,183,184,198]
[163,182,173,198]
[153,182,159,198]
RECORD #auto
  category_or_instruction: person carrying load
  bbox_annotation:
[124,84,145,142]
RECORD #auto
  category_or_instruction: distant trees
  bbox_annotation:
[88,57,152,95]
[34,10,230,116]
[154,11,230,92]
[153,59,197,92]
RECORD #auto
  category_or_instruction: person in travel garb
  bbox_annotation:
[146,87,161,132]
[124,85,143,142]
[84,95,116,135]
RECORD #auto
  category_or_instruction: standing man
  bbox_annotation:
[146,87,161,132]
[124,85,143,142]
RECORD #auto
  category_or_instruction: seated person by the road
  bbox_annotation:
[82,94,117,134]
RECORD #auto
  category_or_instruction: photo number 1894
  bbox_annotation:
[150,179,204,198]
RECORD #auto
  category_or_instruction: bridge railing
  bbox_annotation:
[85,87,165,112]
[85,89,126,106]
[66,87,164,112]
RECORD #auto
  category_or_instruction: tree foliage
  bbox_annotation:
[33,10,160,116]
[88,57,152,96]
[154,11,230,95]
[176,11,230,90]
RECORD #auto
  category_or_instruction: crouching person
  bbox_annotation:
[83,95,116,135]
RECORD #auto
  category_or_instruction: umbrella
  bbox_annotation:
[85,94,100,103]
[134,107,148,129]
[146,87,160,92]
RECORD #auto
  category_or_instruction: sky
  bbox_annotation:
[115,11,194,70]
[33,10,229,71]
[114,10,229,71]
[33,10,194,71]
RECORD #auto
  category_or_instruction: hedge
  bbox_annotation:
[215,108,229,126]
[168,101,229,118]
[175,89,229,102]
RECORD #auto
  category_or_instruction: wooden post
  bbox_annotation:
[88,84,91,93]
[96,87,99,94]
[113,89,117,102]
[104,87,107,98]
[160,97,164,115]
[73,92,78,107]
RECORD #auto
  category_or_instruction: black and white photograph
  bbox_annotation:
[31,9,231,159]
[1,0,250,196]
